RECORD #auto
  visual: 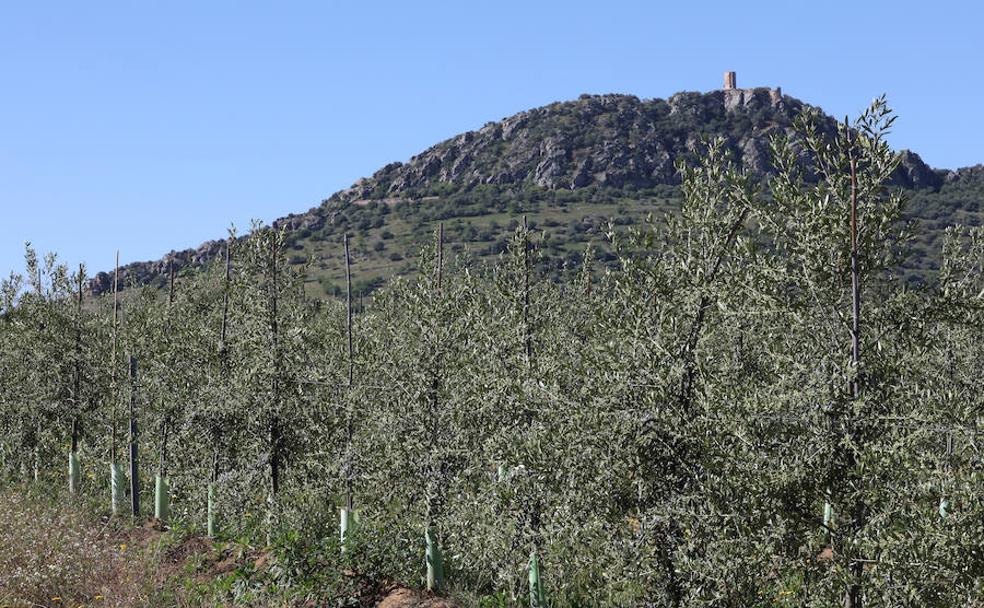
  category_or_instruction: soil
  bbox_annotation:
[377,587,460,608]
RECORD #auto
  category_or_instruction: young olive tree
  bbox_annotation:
[572,138,757,606]
[7,246,82,485]
[227,224,312,538]
[734,98,944,607]
[357,227,483,589]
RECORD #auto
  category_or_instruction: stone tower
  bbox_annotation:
[723,71,737,90]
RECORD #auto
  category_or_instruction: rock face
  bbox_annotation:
[892,150,945,189]
[335,87,938,203]
[942,164,984,185]
[89,239,228,295]
[91,87,945,295]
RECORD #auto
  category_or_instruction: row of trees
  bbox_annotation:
[3,99,984,606]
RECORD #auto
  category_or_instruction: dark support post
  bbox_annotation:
[267,234,282,542]
[209,244,231,538]
[344,234,355,511]
[425,223,445,590]
[845,116,863,608]
[110,252,122,515]
[70,264,83,495]
[128,355,140,518]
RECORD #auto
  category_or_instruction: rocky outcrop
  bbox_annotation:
[942,164,984,185]
[333,88,937,202]
[721,87,785,112]
[89,239,229,295]
[891,150,944,190]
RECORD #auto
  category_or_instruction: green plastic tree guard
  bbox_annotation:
[68,451,80,494]
[110,462,124,515]
[340,507,361,552]
[154,475,170,523]
[823,498,834,529]
[426,527,444,592]
[529,551,546,608]
[207,482,217,538]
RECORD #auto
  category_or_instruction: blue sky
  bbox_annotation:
[1,1,980,279]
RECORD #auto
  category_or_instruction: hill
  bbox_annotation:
[88,86,984,297]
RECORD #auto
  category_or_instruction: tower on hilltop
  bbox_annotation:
[723,71,737,90]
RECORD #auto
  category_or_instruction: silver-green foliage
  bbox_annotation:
[2,99,984,606]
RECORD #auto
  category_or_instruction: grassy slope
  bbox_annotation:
[292,186,682,300]
[285,172,984,302]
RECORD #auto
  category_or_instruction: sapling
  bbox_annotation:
[154,262,176,524]
[68,264,84,495]
[425,223,445,592]
[208,243,233,538]
[340,233,358,551]
[110,252,123,515]
[128,355,140,518]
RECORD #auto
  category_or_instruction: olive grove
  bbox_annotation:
[3,99,984,607]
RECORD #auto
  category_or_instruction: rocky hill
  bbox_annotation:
[90,87,977,297]
[335,88,939,200]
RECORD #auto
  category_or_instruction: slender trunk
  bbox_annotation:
[660,537,683,608]
[217,247,232,454]
[110,253,121,514]
[844,125,864,608]
[212,445,220,484]
[220,245,231,361]
[427,224,444,528]
[678,207,749,414]
[111,252,120,463]
[33,270,44,484]
[33,419,41,482]
[269,419,280,495]
[128,355,140,518]
[344,234,354,511]
[424,225,446,592]
[158,420,168,478]
[214,244,232,473]
[215,245,232,463]
[849,162,860,401]
[159,262,175,479]
[208,443,219,537]
[522,216,532,367]
[436,222,444,292]
[71,420,79,452]
[71,265,83,457]
[521,217,541,547]
[268,236,281,533]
